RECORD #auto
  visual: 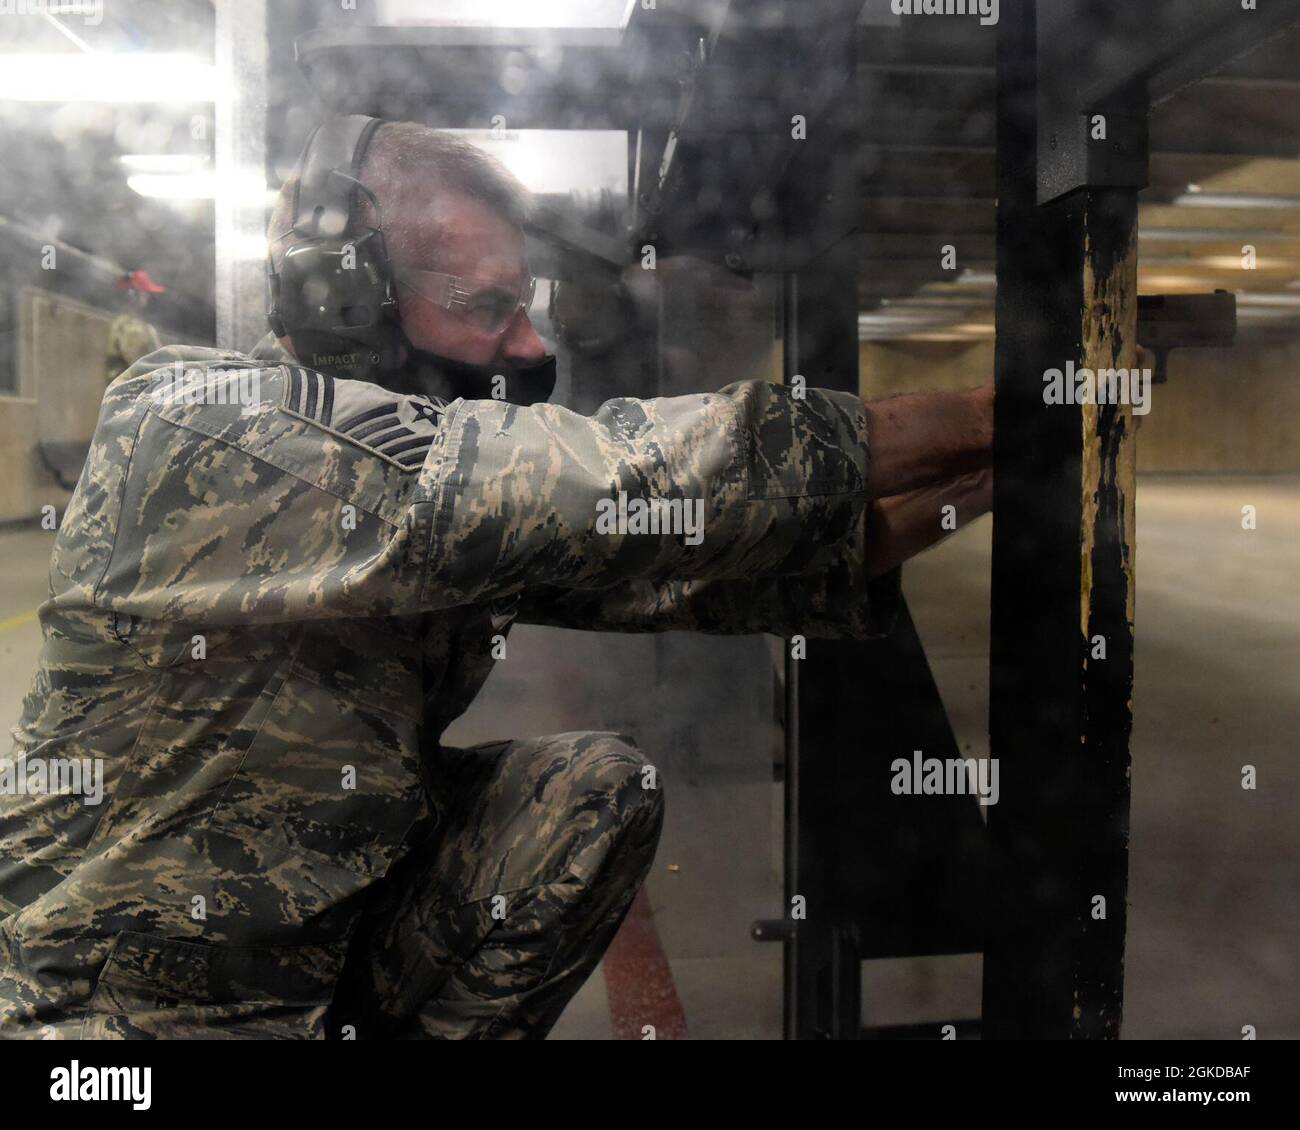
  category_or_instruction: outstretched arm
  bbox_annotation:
[87,360,875,625]
[862,383,993,499]
[519,383,995,637]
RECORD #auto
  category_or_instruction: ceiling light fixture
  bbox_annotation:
[0,53,222,102]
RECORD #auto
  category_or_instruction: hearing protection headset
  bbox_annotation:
[267,116,558,405]
[266,114,403,383]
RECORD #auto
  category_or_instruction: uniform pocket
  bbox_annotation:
[206,670,427,879]
[82,930,348,1039]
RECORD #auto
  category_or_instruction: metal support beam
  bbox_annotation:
[984,0,1139,1040]
[781,260,862,1041]
[775,11,872,1036]
[215,0,269,353]
[763,0,992,1041]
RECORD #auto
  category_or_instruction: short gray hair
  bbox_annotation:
[268,120,531,269]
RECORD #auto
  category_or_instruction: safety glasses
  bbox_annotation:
[395,266,537,336]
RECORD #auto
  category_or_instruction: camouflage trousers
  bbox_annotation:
[326,730,664,1039]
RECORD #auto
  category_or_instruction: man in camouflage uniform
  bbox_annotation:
[0,122,992,1038]
[103,312,161,389]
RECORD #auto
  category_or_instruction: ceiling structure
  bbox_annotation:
[3,0,1295,349]
[294,0,1300,348]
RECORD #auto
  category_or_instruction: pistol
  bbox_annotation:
[1137,290,1237,384]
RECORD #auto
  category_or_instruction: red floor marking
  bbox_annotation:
[602,886,689,1040]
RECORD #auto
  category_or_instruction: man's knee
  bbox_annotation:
[540,731,664,849]
[558,730,654,789]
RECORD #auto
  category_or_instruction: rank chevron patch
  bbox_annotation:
[280,364,448,470]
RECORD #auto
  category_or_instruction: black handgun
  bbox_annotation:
[1137,290,1237,384]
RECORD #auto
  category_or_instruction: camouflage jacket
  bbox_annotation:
[0,338,897,1038]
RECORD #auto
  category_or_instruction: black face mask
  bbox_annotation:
[376,331,557,408]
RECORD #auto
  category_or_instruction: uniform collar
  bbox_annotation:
[249,333,295,364]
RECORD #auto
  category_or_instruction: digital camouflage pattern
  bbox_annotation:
[0,336,894,1038]
[330,730,664,1039]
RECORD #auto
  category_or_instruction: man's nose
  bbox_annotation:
[499,311,547,364]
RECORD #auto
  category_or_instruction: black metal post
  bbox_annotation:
[984,0,1139,1040]
[782,257,865,1040]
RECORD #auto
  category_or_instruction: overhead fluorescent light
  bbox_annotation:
[375,0,628,27]
[1171,192,1300,210]
[119,154,209,174]
[127,171,272,206]
[1236,293,1300,307]
[451,129,627,196]
[1141,228,1300,243]
[1137,254,1300,270]
[1137,273,1227,291]
[0,53,222,102]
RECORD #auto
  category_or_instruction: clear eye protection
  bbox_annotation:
[395,267,537,336]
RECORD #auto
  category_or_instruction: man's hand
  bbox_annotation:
[866,465,993,579]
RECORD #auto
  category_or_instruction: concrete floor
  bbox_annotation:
[1,475,1295,1038]
[904,474,1300,1040]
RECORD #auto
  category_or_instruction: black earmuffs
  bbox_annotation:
[267,115,406,383]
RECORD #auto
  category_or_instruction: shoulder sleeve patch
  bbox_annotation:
[280,365,448,470]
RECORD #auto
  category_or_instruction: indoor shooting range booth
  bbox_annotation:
[192,0,1299,1039]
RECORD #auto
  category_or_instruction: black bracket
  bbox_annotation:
[1036,2,1149,205]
